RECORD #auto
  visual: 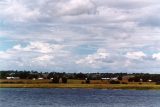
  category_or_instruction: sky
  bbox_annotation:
[0,0,160,73]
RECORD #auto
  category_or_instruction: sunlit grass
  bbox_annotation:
[0,79,160,90]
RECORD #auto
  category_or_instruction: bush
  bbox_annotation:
[81,81,85,84]
[118,76,122,80]
[62,77,67,83]
[52,76,60,83]
[121,82,128,84]
[109,80,120,84]
[156,81,160,85]
[128,78,134,82]
[85,78,90,84]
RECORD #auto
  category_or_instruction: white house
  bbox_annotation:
[110,77,118,81]
[38,77,44,80]
[101,78,110,80]
[6,77,20,79]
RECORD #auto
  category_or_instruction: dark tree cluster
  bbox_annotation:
[109,80,120,84]
[85,78,90,84]
[128,73,160,82]
[52,76,68,83]
[1,70,160,83]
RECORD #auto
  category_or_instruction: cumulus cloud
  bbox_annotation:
[0,0,39,22]
[152,53,160,60]
[56,0,96,16]
[125,51,146,60]
[1,0,160,72]
[0,51,11,59]
[0,41,70,70]
[76,48,112,68]
[33,55,53,62]
[12,41,64,54]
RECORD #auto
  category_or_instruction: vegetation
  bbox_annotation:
[1,70,160,82]
[62,77,67,83]
[0,70,129,80]
[1,83,160,90]
[109,80,120,84]
[52,76,60,83]
[85,78,90,84]
[0,78,158,90]
[1,70,160,89]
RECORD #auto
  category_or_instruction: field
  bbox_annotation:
[0,79,160,90]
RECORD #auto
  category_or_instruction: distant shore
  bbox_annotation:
[1,79,160,90]
[1,83,160,90]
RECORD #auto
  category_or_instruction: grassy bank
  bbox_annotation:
[1,83,160,90]
[0,79,160,90]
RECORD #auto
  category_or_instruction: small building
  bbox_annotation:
[6,77,12,79]
[38,77,44,80]
[101,78,107,80]
[6,77,20,80]
[101,78,110,80]
[148,79,152,82]
[140,78,143,82]
[110,77,118,81]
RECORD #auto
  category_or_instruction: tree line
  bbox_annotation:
[1,70,160,82]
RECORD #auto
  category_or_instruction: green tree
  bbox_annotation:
[62,77,67,83]
[52,76,60,83]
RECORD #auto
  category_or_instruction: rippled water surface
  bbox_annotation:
[0,88,160,107]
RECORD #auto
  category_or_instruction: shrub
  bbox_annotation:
[121,82,128,84]
[156,81,160,85]
[52,76,60,83]
[85,78,90,84]
[118,76,122,80]
[109,80,120,84]
[62,77,67,83]
[81,81,85,84]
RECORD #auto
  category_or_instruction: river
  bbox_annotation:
[0,88,160,107]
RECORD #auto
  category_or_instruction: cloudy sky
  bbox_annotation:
[0,0,160,73]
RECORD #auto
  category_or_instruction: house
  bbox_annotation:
[148,79,152,82]
[38,77,44,80]
[101,78,110,80]
[6,77,12,79]
[140,78,143,82]
[6,77,20,80]
[110,77,118,81]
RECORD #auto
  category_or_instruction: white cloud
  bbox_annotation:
[76,48,110,67]
[12,41,64,54]
[31,55,55,67]
[56,0,96,16]
[152,53,160,60]
[1,0,39,22]
[0,51,11,59]
[33,55,54,62]
[125,51,146,60]
[1,0,160,72]
[0,41,70,69]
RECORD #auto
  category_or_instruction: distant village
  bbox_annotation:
[1,70,160,84]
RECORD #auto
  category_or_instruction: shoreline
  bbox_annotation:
[1,84,160,90]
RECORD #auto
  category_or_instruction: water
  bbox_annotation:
[0,88,160,107]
